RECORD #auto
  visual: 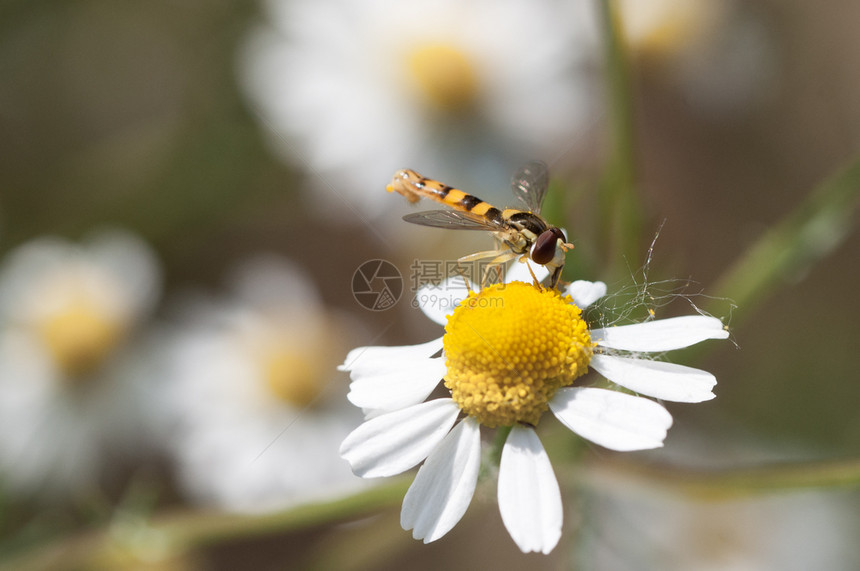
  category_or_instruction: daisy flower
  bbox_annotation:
[240,0,598,216]
[159,256,366,513]
[616,0,728,59]
[0,230,160,497]
[339,263,728,553]
[616,0,773,115]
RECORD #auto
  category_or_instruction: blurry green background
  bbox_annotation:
[2,0,859,569]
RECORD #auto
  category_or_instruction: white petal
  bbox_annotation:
[550,387,672,451]
[86,230,161,315]
[401,417,481,543]
[591,315,728,352]
[505,260,549,284]
[498,426,563,554]
[339,399,461,478]
[347,357,446,414]
[565,280,607,309]
[416,277,472,326]
[590,354,716,403]
[339,338,443,372]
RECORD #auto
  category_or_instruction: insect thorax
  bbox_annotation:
[506,211,547,236]
[498,211,548,254]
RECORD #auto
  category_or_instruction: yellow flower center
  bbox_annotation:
[618,0,720,57]
[263,349,325,408]
[406,43,480,112]
[442,282,593,428]
[38,301,124,379]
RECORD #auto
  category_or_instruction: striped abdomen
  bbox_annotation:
[387,169,504,225]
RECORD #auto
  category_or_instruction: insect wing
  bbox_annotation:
[511,160,550,214]
[402,210,504,231]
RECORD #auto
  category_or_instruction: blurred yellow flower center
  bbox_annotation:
[406,43,479,112]
[443,282,593,427]
[618,0,719,56]
[38,301,124,379]
[263,349,324,408]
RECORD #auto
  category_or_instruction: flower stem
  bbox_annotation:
[597,0,642,277]
[2,478,411,570]
[582,456,860,500]
[12,453,860,568]
[489,425,513,468]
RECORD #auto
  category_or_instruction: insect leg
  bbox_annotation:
[458,249,505,262]
[479,250,521,287]
[549,265,563,289]
[523,260,542,289]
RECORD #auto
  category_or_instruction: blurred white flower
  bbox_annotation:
[584,472,858,570]
[617,0,727,58]
[0,230,161,497]
[616,0,774,114]
[160,256,365,513]
[240,0,599,217]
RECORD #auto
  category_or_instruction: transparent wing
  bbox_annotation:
[511,160,550,214]
[402,210,505,231]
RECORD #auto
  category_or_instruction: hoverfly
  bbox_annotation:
[386,161,572,288]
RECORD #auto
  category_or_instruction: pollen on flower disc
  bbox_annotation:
[442,282,592,427]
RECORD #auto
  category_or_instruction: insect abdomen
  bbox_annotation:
[388,169,503,223]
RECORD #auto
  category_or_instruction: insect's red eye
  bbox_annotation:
[531,229,559,265]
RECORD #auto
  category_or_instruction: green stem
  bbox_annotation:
[582,456,860,500]
[711,154,860,323]
[3,478,411,570]
[597,0,642,277]
[10,453,860,569]
[489,425,513,468]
